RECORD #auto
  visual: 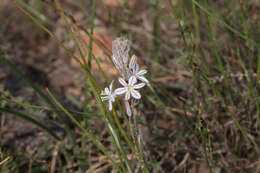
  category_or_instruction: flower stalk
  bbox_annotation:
[101,37,150,172]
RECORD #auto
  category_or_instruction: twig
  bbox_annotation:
[0,156,12,166]
[50,143,59,173]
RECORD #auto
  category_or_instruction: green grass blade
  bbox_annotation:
[148,0,160,62]
[0,107,60,140]
[85,79,136,172]
[55,1,132,164]
[12,0,84,69]
[0,55,50,106]
[192,0,200,43]
[12,0,102,91]
[54,0,87,67]
[192,0,260,48]
[0,55,75,140]
[112,108,136,154]
[168,0,188,49]
[87,0,96,69]
[1,97,98,117]
[15,0,46,23]
[45,88,122,172]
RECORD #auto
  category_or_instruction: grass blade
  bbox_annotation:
[0,54,75,140]
[1,97,98,117]
[45,88,122,172]
[0,107,60,140]
[192,0,260,48]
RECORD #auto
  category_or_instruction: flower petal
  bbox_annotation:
[111,95,115,102]
[118,78,127,86]
[123,55,128,65]
[108,100,112,111]
[137,69,147,76]
[101,96,109,100]
[138,76,149,83]
[129,55,137,69]
[114,87,127,95]
[131,89,141,99]
[125,100,132,116]
[112,55,123,71]
[133,83,145,89]
[109,80,114,91]
[104,87,109,95]
[135,64,139,72]
[129,76,137,86]
[125,91,131,100]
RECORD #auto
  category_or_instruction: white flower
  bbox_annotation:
[101,81,116,111]
[129,55,149,84]
[115,76,145,100]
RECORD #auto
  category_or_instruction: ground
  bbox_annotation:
[1,0,260,173]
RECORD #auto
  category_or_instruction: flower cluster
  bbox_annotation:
[101,38,149,116]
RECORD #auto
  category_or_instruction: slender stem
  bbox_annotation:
[128,103,149,173]
[46,88,122,172]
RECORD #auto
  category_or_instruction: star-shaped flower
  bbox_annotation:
[129,55,149,84]
[115,76,145,100]
[101,81,116,111]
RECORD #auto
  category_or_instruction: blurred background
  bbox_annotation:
[1,0,260,172]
